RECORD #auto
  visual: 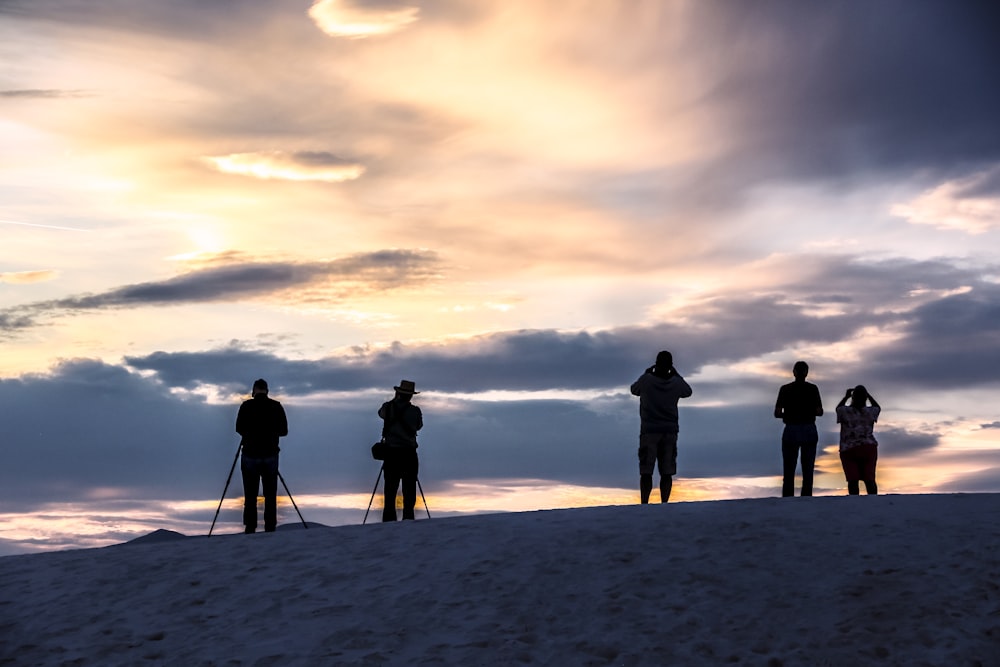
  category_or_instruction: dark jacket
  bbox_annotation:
[630,372,693,435]
[378,398,423,449]
[236,395,288,457]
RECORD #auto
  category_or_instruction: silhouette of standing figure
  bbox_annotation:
[235,378,288,533]
[378,380,423,521]
[630,351,693,503]
[773,361,824,497]
[836,385,881,495]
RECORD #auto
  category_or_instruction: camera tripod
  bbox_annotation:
[209,443,307,536]
[363,463,431,524]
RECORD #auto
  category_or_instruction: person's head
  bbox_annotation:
[851,384,868,407]
[252,378,268,397]
[792,361,809,380]
[394,379,419,402]
[655,350,673,371]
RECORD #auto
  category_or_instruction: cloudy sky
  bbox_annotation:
[2,0,999,553]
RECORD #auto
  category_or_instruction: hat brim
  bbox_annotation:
[394,386,419,394]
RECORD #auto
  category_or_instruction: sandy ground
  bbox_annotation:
[1,493,999,666]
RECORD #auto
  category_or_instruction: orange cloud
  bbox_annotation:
[0,270,57,284]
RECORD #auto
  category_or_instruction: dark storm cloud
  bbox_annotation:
[0,359,779,512]
[120,255,1000,396]
[119,300,845,396]
[123,331,644,395]
[867,285,1000,388]
[0,0,296,41]
[573,2,1000,221]
[0,250,439,331]
[940,467,1000,494]
[0,360,234,504]
[953,166,1000,199]
[876,427,941,454]
[698,0,1000,183]
[122,312,835,396]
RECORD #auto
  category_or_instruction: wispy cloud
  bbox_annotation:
[308,0,419,39]
[204,151,366,183]
[0,220,90,232]
[1,250,439,331]
[0,89,91,98]
[892,168,1000,234]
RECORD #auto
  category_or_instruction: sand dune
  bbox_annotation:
[2,494,998,666]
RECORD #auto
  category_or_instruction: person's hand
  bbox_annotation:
[645,365,656,375]
[845,388,854,397]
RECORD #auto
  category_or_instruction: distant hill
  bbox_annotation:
[124,528,188,545]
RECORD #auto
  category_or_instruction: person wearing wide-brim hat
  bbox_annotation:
[377,380,423,521]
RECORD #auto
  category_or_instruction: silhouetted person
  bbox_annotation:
[235,378,288,533]
[773,361,824,497]
[836,385,880,495]
[630,351,693,503]
[378,379,423,521]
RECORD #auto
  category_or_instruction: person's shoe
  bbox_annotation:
[244,527,256,534]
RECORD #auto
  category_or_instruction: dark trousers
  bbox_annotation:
[781,424,818,497]
[841,443,878,495]
[383,447,419,522]
[241,454,279,532]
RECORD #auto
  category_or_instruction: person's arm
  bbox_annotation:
[814,387,824,417]
[276,403,288,438]
[673,368,693,398]
[235,402,246,436]
[867,393,880,409]
[774,386,785,419]
[836,388,852,409]
[406,405,423,433]
[630,369,652,396]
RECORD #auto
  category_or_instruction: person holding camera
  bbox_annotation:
[377,380,423,521]
[630,350,693,503]
[836,385,881,495]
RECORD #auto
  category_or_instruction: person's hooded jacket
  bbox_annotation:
[630,371,693,434]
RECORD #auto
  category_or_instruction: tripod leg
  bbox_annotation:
[209,443,242,537]
[278,471,308,529]
[417,477,430,519]
[363,465,384,525]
